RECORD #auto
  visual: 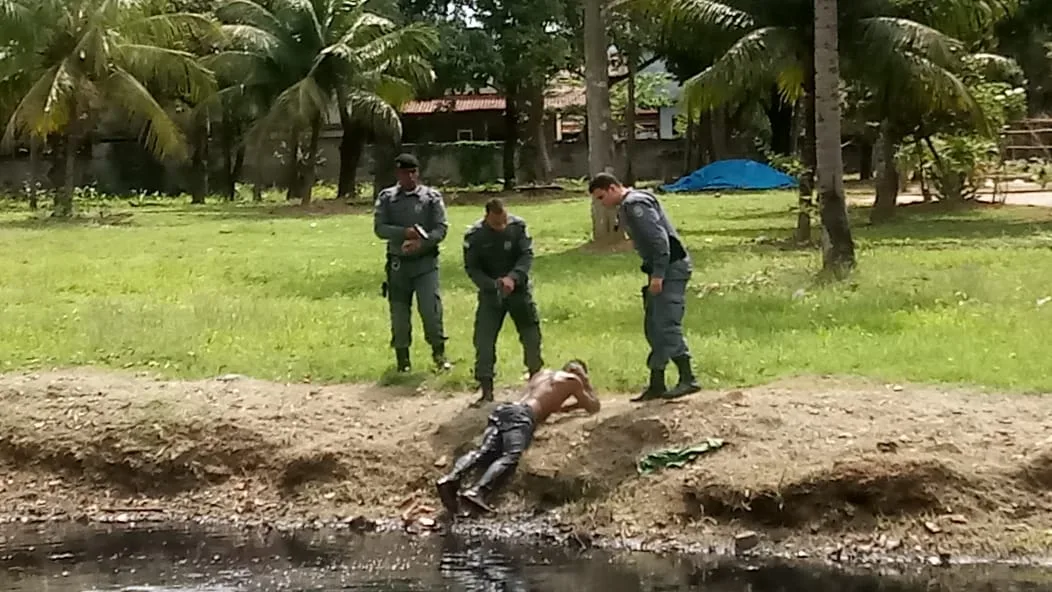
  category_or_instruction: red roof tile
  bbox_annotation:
[403,89,587,115]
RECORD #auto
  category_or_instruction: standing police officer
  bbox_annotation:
[589,172,700,402]
[374,153,451,372]
[464,198,543,406]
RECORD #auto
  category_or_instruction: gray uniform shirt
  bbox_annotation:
[618,189,691,280]
[463,215,533,294]
[373,183,449,259]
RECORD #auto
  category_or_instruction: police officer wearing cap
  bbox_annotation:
[463,198,543,406]
[589,172,700,402]
[374,153,450,372]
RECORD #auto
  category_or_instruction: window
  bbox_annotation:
[457,129,474,141]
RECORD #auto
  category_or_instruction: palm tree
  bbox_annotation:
[210,0,438,205]
[0,0,216,217]
[813,0,854,275]
[651,0,1012,238]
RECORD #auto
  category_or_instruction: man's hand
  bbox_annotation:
[402,238,422,254]
[648,276,664,295]
[498,276,515,295]
[404,226,421,240]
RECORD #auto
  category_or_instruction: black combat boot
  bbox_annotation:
[432,343,452,371]
[665,355,701,399]
[630,368,666,402]
[395,348,411,373]
[470,377,495,408]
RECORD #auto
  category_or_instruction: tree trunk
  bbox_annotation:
[684,112,695,173]
[858,139,874,180]
[766,88,794,156]
[710,106,729,161]
[337,113,365,201]
[520,80,552,184]
[190,121,207,205]
[285,127,301,201]
[55,134,76,217]
[502,82,519,191]
[373,133,400,198]
[219,112,238,201]
[814,0,856,276]
[584,0,617,241]
[252,146,264,202]
[26,137,40,210]
[796,73,816,243]
[871,119,899,223]
[623,47,638,186]
[300,115,322,205]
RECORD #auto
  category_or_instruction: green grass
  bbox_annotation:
[4,191,1052,393]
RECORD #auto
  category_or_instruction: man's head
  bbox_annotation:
[395,153,420,190]
[589,172,627,208]
[484,198,508,232]
[563,359,589,379]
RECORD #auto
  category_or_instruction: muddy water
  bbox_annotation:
[0,524,1048,591]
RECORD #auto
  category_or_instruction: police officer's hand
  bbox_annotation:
[648,277,664,295]
[499,277,515,295]
[404,226,421,239]
[402,238,422,253]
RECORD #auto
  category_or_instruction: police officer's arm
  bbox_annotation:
[507,220,533,286]
[463,229,498,292]
[420,190,449,249]
[625,201,671,279]
[373,191,405,240]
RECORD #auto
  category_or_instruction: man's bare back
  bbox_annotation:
[519,361,600,423]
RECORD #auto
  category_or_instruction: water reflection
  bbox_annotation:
[0,524,1046,591]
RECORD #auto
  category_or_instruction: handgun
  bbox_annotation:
[412,224,429,241]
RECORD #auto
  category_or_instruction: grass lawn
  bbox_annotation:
[3,190,1052,393]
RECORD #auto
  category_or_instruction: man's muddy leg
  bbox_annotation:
[461,418,531,513]
[436,425,500,514]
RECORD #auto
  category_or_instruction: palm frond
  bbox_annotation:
[382,54,436,91]
[855,17,963,69]
[0,0,33,29]
[121,13,223,48]
[660,0,756,33]
[681,26,801,112]
[202,50,280,87]
[268,0,324,50]
[220,24,288,58]
[103,67,187,160]
[215,0,284,37]
[344,90,400,141]
[251,76,330,138]
[966,53,1024,83]
[1,61,76,150]
[112,44,217,104]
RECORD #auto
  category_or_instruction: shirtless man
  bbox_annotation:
[435,359,600,515]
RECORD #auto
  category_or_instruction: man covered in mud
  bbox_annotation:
[436,360,600,515]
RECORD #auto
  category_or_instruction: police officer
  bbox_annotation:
[464,198,543,406]
[373,153,450,372]
[589,172,700,402]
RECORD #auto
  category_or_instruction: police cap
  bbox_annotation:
[394,153,419,169]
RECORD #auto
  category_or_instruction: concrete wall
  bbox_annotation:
[0,134,862,196]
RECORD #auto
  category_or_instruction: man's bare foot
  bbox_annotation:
[459,490,494,514]
[435,478,460,515]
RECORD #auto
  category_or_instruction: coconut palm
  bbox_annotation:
[210,0,438,204]
[648,0,1014,238]
[0,0,216,216]
[813,0,854,275]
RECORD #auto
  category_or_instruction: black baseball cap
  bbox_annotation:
[395,153,419,169]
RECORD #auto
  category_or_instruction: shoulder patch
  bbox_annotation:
[374,198,381,208]
[630,203,645,218]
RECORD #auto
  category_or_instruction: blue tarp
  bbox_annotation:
[661,159,798,193]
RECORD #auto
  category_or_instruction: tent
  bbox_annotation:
[661,159,798,193]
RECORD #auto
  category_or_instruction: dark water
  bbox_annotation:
[0,524,1048,591]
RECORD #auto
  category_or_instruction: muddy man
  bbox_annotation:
[436,360,601,515]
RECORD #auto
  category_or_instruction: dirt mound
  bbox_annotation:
[0,370,1049,558]
[684,459,967,527]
